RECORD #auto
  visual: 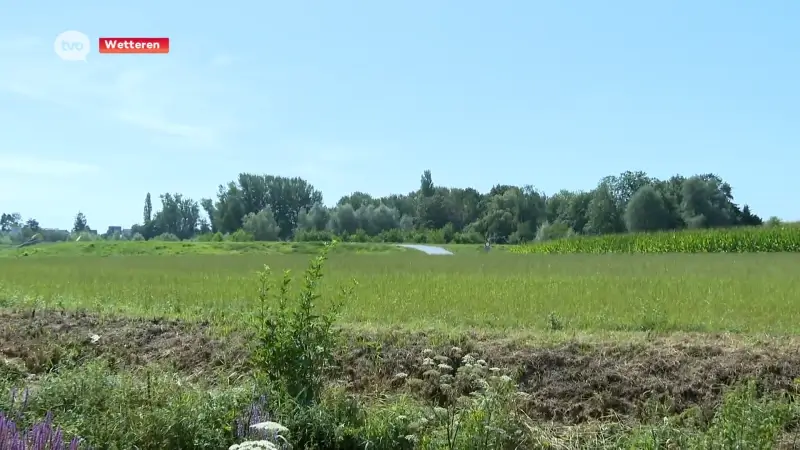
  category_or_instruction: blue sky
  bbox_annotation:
[1,1,798,231]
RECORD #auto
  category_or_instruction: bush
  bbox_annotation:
[534,221,572,242]
[153,233,179,242]
[243,208,281,241]
[293,229,336,242]
[230,229,255,242]
[251,241,355,406]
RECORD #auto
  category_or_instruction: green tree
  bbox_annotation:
[296,204,330,232]
[602,170,655,208]
[337,192,375,211]
[624,186,671,232]
[242,207,281,241]
[143,193,152,223]
[0,213,22,231]
[212,174,322,240]
[72,212,88,233]
[328,204,359,235]
[680,175,735,228]
[24,218,40,232]
[585,183,624,235]
[152,193,200,240]
[419,169,435,197]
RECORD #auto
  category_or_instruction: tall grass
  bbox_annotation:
[1,252,800,333]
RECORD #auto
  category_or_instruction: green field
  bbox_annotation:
[3,241,800,449]
[2,248,799,334]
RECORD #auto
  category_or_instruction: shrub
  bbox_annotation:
[250,241,356,406]
[243,208,281,241]
[230,229,255,242]
[153,232,179,242]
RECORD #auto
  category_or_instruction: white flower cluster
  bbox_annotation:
[229,421,289,450]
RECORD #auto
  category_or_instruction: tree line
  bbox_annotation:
[1,170,772,246]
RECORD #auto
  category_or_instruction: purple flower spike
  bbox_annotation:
[0,405,89,450]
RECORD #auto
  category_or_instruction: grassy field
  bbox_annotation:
[1,248,799,333]
[0,240,408,257]
[3,240,800,449]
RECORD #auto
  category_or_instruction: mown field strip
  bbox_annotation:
[1,252,799,333]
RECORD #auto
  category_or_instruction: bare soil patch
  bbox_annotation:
[2,309,800,425]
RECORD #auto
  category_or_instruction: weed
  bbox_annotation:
[251,241,356,406]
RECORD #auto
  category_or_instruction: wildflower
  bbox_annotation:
[476,359,487,366]
[489,367,501,373]
[391,372,408,387]
[421,348,434,356]
[437,363,453,372]
[461,354,475,365]
[0,410,83,450]
[250,421,288,435]
[421,357,434,367]
[499,375,513,383]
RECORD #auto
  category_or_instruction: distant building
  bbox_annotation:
[106,226,122,235]
[122,228,133,238]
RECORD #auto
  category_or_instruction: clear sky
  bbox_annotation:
[1,1,798,231]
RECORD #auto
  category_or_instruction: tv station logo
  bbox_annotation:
[54,30,170,61]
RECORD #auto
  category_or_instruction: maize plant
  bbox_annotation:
[512,226,800,254]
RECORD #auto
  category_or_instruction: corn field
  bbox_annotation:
[513,226,800,254]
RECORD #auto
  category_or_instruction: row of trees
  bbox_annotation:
[127,170,766,244]
[2,169,771,245]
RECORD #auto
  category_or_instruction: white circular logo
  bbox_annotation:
[54,30,90,61]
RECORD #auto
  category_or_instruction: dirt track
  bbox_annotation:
[2,309,800,425]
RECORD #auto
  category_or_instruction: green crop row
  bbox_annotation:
[512,226,800,254]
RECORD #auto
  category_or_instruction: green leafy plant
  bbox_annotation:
[250,241,356,406]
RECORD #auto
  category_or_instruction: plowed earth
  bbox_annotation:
[2,309,800,425]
